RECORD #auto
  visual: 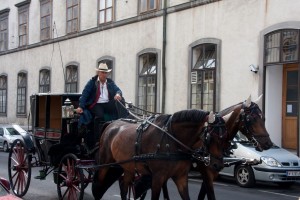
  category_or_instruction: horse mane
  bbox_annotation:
[218,102,243,116]
[171,109,209,123]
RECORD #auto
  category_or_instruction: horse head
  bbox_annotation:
[197,111,234,172]
[221,95,273,152]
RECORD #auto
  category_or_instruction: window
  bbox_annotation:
[0,9,9,52]
[17,72,27,115]
[40,0,52,41]
[0,75,7,115]
[190,43,216,111]
[66,0,79,34]
[98,0,113,24]
[140,0,158,13]
[98,59,113,79]
[16,2,30,47]
[65,65,78,92]
[265,29,299,64]
[39,69,50,93]
[138,53,157,113]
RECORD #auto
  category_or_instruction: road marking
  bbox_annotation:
[259,190,300,198]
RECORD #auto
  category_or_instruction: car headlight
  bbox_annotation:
[261,156,282,167]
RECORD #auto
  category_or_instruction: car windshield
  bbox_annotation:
[6,128,20,136]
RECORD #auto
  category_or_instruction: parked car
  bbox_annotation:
[0,124,26,152]
[0,177,22,200]
[219,132,300,188]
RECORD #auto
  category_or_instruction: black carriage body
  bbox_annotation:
[30,93,81,164]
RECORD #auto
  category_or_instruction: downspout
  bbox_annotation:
[161,0,167,113]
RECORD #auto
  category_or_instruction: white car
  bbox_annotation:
[219,132,300,188]
[0,125,26,152]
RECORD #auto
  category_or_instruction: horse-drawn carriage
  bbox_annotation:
[7,93,273,200]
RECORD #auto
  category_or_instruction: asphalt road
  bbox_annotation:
[1,150,300,200]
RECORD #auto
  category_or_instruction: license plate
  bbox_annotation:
[287,171,300,176]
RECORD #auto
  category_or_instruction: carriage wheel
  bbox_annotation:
[57,154,84,200]
[8,139,32,197]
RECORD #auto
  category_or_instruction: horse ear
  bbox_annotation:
[253,94,263,105]
[222,111,233,122]
[244,95,251,108]
[208,111,215,123]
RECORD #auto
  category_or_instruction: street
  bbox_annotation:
[1,150,300,200]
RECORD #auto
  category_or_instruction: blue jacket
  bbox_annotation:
[79,75,122,110]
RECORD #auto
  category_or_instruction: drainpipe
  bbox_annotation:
[161,0,167,113]
[298,63,300,157]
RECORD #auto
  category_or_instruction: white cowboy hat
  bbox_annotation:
[96,63,112,72]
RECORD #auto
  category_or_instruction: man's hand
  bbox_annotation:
[76,107,83,114]
[114,93,122,101]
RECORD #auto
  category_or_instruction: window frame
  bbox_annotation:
[16,72,27,117]
[66,0,80,34]
[188,39,221,112]
[40,0,52,41]
[65,64,78,93]
[16,1,30,47]
[0,75,7,116]
[0,9,9,52]
[137,52,158,113]
[39,68,51,93]
[264,29,300,65]
[139,0,159,14]
[98,0,114,25]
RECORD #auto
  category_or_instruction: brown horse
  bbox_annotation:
[92,109,234,200]
[196,95,274,200]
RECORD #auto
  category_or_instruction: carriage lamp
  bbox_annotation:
[62,98,74,118]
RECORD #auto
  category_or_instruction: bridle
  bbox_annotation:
[240,102,269,148]
[193,115,228,169]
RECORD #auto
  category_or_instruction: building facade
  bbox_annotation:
[0,0,299,154]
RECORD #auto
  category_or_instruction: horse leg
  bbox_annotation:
[119,172,135,200]
[198,169,217,200]
[92,167,123,200]
[197,182,207,200]
[150,178,163,200]
[162,181,170,200]
[172,175,190,200]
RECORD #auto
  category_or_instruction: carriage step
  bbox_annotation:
[34,170,46,180]
[34,175,46,180]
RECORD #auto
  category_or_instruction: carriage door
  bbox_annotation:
[282,64,298,149]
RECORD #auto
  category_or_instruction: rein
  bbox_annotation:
[117,100,195,153]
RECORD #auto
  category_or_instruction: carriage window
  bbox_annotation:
[98,59,113,79]
[138,53,157,113]
[65,65,78,93]
[265,30,299,64]
[40,0,52,41]
[16,3,29,47]
[140,0,158,13]
[67,0,79,34]
[190,44,216,111]
[98,0,113,24]
[17,72,27,115]
[0,10,9,52]
[0,75,7,116]
[39,69,50,93]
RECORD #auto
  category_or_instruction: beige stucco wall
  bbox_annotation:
[0,0,300,141]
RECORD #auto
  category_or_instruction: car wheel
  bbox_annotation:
[3,142,9,152]
[234,165,255,187]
